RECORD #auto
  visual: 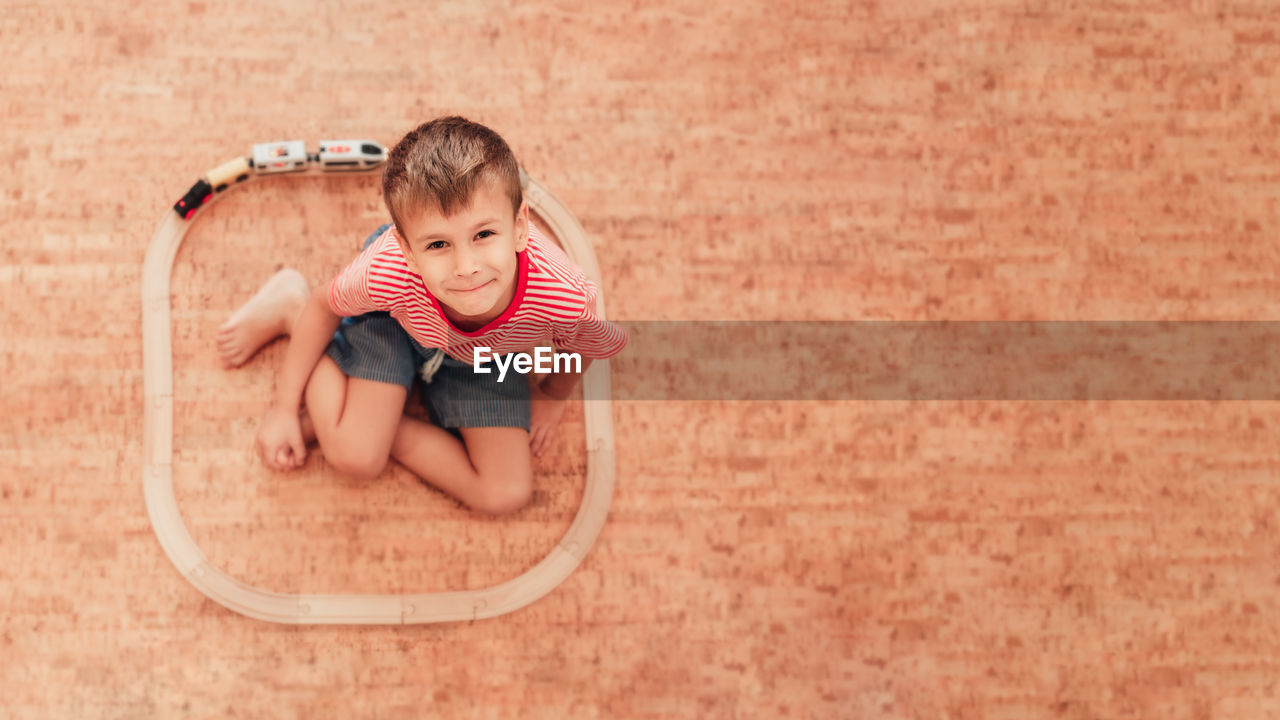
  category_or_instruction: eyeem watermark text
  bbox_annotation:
[473,347,582,382]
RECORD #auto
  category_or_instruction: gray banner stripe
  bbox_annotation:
[580,322,1280,401]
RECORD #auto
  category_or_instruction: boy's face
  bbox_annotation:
[395,181,529,329]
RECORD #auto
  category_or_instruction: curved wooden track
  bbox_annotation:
[141,163,616,624]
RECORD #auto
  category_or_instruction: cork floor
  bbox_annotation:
[6,1,1280,718]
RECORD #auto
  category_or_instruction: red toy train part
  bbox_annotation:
[173,179,213,219]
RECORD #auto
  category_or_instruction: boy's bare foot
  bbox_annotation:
[217,268,310,368]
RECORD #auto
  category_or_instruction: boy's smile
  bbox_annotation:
[395,181,529,332]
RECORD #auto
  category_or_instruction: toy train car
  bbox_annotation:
[172,139,387,219]
[172,155,252,219]
[315,140,388,170]
[251,140,308,174]
[173,179,213,219]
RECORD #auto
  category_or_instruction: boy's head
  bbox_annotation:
[382,116,530,328]
[382,116,524,230]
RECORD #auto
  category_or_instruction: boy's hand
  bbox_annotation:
[528,382,567,457]
[255,406,307,471]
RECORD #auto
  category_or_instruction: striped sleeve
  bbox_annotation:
[550,283,628,359]
[327,241,383,317]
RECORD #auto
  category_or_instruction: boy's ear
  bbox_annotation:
[514,202,530,252]
[393,226,420,274]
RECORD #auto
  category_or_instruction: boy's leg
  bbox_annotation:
[390,421,532,515]
[298,222,411,477]
[388,348,534,514]
[217,268,310,368]
[304,300,423,478]
[304,356,408,479]
[217,224,391,369]
[223,224,411,477]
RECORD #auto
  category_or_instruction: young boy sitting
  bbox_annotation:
[215,116,627,515]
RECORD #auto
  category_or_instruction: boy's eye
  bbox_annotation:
[426,240,447,250]
[476,230,495,240]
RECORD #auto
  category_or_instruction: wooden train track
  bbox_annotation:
[141,157,616,624]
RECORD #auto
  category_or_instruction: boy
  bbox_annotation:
[215,116,627,515]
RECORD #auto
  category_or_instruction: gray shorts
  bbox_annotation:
[323,225,531,431]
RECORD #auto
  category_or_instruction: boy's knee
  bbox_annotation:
[471,473,533,516]
[325,442,389,481]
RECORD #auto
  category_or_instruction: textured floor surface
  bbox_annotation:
[5,1,1280,718]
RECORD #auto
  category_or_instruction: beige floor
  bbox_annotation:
[5,1,1280,718]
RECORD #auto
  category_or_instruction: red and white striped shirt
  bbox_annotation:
[327,221,627,364]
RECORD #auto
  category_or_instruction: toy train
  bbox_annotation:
[173,139,388,219]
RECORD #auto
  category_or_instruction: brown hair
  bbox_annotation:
[381,116,523,237]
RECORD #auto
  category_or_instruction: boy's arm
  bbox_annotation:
[273,283,343,410]
[256,283,342,470]
[527,358,593,457]
[530,293,625,455]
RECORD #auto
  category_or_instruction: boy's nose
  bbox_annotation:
[452,248,480,276]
